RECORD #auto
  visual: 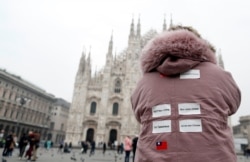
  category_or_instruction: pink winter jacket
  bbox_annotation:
[131,29,241,162]
[124,136,132,151]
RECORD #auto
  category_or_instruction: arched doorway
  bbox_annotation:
[86,128,94,142]
[109,129,117,144]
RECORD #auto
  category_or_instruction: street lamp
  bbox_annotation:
[16,97,31,137]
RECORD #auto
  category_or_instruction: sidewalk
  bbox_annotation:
[0,148,126,162]
[1,147,250,162]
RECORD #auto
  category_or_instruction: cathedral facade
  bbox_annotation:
[65,18,166,146]
[65,17,227,146]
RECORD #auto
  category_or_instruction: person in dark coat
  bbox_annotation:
[2,132,14,157]
[89,140,96,156]
[103,142,107,155]
[120,142,124,154]
[58,141,63,154]
[69,142,72,150]
[132,135,138,162]
[25,131,35,160]
[31,131,40,161]
[63,142,70,153]
[18,133,28,159]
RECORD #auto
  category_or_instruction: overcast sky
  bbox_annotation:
[0,0,250,126]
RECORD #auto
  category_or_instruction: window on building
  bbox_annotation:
[114,79,122,93]
[4,109,8,117]
[10,110,14,118]
[9,93,12,100]
[21,112,24,121]
[50,122,55,130]
[90,102,97,115]
[16,112,19,119]
[2,90,6,98]
[61,124,64,131]
[112,102,119,115]
[25,112,29,121]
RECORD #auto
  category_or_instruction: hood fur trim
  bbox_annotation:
[140,29,216,74]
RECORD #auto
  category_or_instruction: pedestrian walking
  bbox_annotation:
[63,142,71,153]
[120,142,124,154]
[25,131,35,161]
[2,132,14,157]
[124,136,132,162]
[69,142,72,150]
[117,143,120,154]
[131,25,241,162]
[31,131,40,161]
[83,141,89,154]
[103,142,106,155]
[89,140,96,157]
[132,135,138,162]
[18,133,28,159]
[46,139,52,150]
[58,141,64,154]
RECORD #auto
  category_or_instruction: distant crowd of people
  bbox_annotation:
[2,130,40,161]
[1,129,138,162]
[76,135,139,162]
[1,128,140,162]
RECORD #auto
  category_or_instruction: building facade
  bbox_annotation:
[233,116,250,152]
[65,17,228,146]
[233,115,250,141]
[50,98,70,145]
[0,69,55,140]
[0,69,70,142]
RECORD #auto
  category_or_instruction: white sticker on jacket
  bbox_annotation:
[178,103,201,115]
[179,119,202,132]
[152,120,171,133]
[152,104,171,117]
[180,69,200,79]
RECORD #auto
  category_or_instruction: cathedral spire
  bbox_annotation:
[136,15,141,37]
[169,13,173,28]
[114,48,117,65]
[77,48,86,74]
[163,14,167,31]
[108,31,113,56]
[105,32,113,66]
[94,65,97,78]
[87,46,91,66]
[129,16,135,39]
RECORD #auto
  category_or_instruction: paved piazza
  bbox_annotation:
[1,148,250,162]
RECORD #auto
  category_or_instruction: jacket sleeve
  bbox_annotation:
[223,72,241,116]
[131,90,142,123]
[131,80,145,124]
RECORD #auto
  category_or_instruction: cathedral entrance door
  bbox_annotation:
[109,129,117,144]
[86,128,94,142]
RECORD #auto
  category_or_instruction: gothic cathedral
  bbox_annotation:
[65,17,227,146]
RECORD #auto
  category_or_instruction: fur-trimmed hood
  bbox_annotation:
[140,29,217,75]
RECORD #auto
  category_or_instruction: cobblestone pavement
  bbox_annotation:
[1,148,250,162]
[1,148,125,162]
